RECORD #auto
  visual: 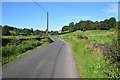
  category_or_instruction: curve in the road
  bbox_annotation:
[2,37,79,78]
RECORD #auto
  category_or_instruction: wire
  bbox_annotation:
[32,0,47,13]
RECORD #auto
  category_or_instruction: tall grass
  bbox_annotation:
[2,38,52,65]
[102,40,120,78]
[56,36,108,78]
[55,30,119,78]
[60,30,117,44]
[2,35,40,39]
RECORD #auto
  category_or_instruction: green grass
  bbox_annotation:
[59,30,117,45]
[2,35,40,39]
[1,38,52,65]
[56,36,109,78]
[54,30,119,78]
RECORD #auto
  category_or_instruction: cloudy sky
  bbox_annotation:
[2,2,118,31]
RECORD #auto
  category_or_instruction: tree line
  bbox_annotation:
[1,25,46,36]
[62,17,119,32]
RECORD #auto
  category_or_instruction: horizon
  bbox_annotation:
[2,2,118,31]
[1,16,118,31]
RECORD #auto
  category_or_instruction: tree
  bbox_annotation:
[78,20,93,31]
[108,17,116,28]
[2,27,11,36]
[69,22,74,27]
[62,26,69,31]
[0,25,2,35]
[31,28,34,33]
[34,29,41,35]
[100,19,110,30]
[23,28,32,35]
[13,29,20,35]
[50,31,58,35]
[61,17,117,31]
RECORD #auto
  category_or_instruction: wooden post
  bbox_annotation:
[46,12,48,36]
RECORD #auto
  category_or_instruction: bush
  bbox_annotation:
[2,40,41,58]
[77,34,88,39]
[109,28,118,32]
[103,39,120,78]
[104,40,119,63]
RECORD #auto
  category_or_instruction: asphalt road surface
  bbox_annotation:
[2,37,79,78]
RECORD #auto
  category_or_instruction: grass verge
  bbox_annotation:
[54,30,119,78]
[55,35,109,78]
[2,37,52,65]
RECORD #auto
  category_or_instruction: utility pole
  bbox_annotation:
[32,0,49,36]
[46,12,49,36]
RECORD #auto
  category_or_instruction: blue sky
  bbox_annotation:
[2,2,118,31]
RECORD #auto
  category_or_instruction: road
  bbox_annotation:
[2,37,79,78]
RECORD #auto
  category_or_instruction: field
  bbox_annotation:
[55,30,119,78]
[59,30,118,44]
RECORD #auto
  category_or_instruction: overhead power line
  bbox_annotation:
[32,0,49,36]
[32,0,47,13]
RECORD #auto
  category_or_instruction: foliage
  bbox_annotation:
[55,30,119,78]
[2,26,11,36]
[2,40,41,58]
[22,28,32,35]
[34,29,41,35]
[103,40,120,78]
[109,28,118,32]
[0,25,2,36]
[1,25,46,37]
[61,17,117,32]
[63,30,117,44]
[2,38,52,65]
[77,34,88,39]
[50,31,58,35]
[56,35,108,78]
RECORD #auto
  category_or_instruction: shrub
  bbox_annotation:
[103,39,120,78]
[77,34,88,39]
[109,28,118,32]
[2,39,41,58]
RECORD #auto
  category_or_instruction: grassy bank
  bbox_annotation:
[2,35,40,39]
[56,36,108,78]
[55,30,119,78]
[60,30,117,44]
[1,37,52,65]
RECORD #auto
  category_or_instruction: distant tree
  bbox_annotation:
[31,28,34,33]
[61,17,117,31]
[100,19,110,30]
[0,25,2,35]
[78,20,93,31]
[13,29,20,35]
[23,28,32,35]
[118,21,120,30]
[62,26,69,31]
[50,31,58,35]
[69,27,75,32]
[108,17,116,28]
[69,22,74,27]
[2,27,11,36]
[34,29,41,35]
[74,23,80,30]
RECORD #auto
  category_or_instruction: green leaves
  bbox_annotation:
[61,17,117,32]
[2,40,41,61]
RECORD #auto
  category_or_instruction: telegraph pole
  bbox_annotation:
[46,12,49,36]
[32,0,49,36]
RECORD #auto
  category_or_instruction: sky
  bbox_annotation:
[2,0,119,2]
[2,2,118,31]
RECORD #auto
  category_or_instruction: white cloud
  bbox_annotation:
[65,16,90,19]
[102,3,118,15]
